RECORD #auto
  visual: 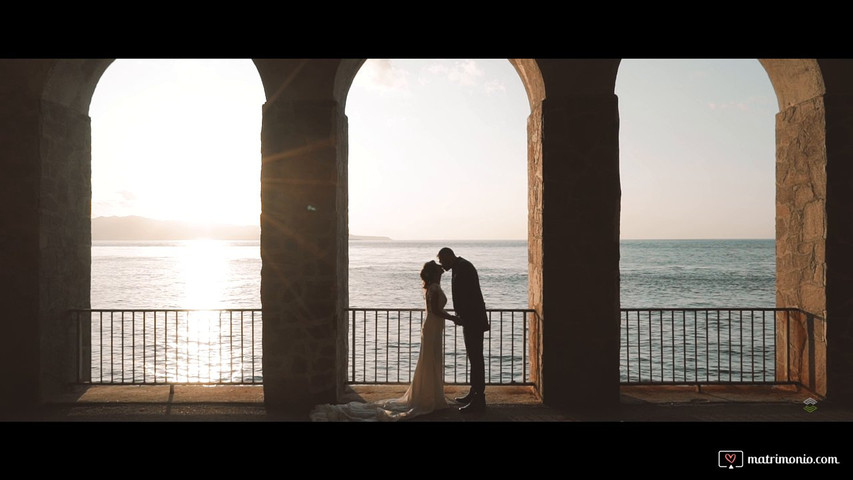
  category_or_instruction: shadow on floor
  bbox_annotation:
[6,382,848,423]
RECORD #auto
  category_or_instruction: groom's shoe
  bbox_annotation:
[455,391,475,405]
[458,393,485,413]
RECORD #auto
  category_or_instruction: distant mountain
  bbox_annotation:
[92,216,390,241]
[92,216,259,240]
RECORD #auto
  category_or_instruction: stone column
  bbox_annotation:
[533,93,622,409]
[528,101,543,389]
[38,98,92,399]
[260,98,348,413]
[0,60,91,414]
[774,96,828,395]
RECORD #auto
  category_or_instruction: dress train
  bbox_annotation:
[309,283,450,421]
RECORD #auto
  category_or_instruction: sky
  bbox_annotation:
[89,58,777,240]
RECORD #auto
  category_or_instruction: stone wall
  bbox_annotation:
[774,96,827,395]
[334,110,350,396]
[0,61,92,411]
[777,310,826,394]
[528,101,543,388]
[776,96,827,316]
[38,99,92,397]
[260,99,347,412]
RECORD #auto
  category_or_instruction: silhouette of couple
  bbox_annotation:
[310,247,490,421]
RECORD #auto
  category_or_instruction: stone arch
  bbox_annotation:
[43,59,114,114]
[29,58,273,404]
[613,59,831,398]
[760,59,825,110]
[258,58,550,410]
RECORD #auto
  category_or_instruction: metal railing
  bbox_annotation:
[71,307,533,386]
[620,308,812,385]
[71,309,263,385]
[348,308,534,385]
[72,307,821,388]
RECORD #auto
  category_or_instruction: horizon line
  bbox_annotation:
[92,216,774,242]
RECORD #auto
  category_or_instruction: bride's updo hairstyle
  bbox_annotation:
[420,260,442,289]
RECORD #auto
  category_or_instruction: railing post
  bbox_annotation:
[75,310,92,383]
[350,310,355,384]
[776,309,790,384]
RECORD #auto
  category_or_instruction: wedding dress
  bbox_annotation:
[309,283,450,421]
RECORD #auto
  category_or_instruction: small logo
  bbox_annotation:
[803,397,818,413]
[718,450,744,469]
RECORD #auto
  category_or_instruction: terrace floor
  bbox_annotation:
[9,382,853,423]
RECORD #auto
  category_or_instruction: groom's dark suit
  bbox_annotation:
[450,256,489,396]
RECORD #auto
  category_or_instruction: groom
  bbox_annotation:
[437,247,489,412]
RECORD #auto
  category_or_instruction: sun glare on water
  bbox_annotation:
[172,238,254,382]
[179,238,229,310]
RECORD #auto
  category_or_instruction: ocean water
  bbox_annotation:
[89,238,777,384]
[91,238,776,309]
[619,239,775,308]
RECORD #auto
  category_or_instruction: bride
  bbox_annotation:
[309,260,458,421]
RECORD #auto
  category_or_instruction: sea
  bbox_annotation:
[91,238,776,310]
[89,239,777,384]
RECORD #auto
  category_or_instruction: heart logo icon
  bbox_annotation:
[725,453,736,464]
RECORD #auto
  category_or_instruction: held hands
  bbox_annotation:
[448,314,462,326]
